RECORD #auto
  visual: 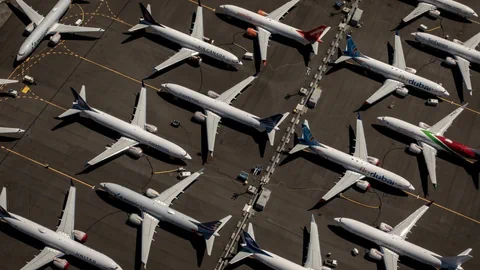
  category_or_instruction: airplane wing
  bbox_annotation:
[20,247,64,270]
[304,215,323,269]
[419,142,438,187]
[56,185,76,239]
[365,79,404,105]
[86,137,139,166]
[390,203,430,240]
[217,76,256,105]
[454,56,473,92]
[0,127,24,134]
[154,48,199,72]
[205,110,222,153]
[463,32,480,49]
[48,23,104,35]
[322,170,364,201]
[257,27,271,62]
[393,33,406,70]
[380,246,399,270]
[155,169,204,206]
[140,212,160,268]
[353,117,368,160]
[131,86,147,128]
[267,0,300,21]
[16,0,44,25]
[190,3,204,39]
[428,103,467,136]
[0,79,18,85]
[402,2,436,23]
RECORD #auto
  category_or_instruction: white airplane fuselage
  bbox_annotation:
[80,108,190,159]
[148,23,241,67]
[336,218,452,269]
[413,32,480,64]
[308,144,413,190]
[218,5,310,45]
[17,0,71,61]
[4,213,121,270]
[250,249,310,270]
[422,0,477,18]
[162,84,268,132]
[354,56,448,97]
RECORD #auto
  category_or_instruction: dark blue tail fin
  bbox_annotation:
[344,35,361,58]
[139,3,160,26]
[298,120,319,146]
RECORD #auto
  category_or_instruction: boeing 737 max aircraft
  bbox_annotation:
[15,0,105,61]
[288,117,414,203]
[57,84,191,166]
[100,169,231,268]
[128,3,242,73]
[401,0,477,24]
[335,202,473,270]
[334,32,449,106]
[229,216,332,270]
[412,32,480,94]
[0,185,122,270]
[161,76,289,156]
[217,0,330,65]
[378,104,477,188]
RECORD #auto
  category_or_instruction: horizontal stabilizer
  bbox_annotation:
[229,251,252,265]
[289,144,309,154]
[128,24,149,32]
[203,215,232,256]
[57,109,81,119]
[334,55,352,64]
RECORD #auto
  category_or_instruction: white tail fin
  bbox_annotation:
[262,112,289,146]
[57,86,92,119]
[204,215,232,256]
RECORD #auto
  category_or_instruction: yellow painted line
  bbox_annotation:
[189,0,216,12]
[340,193,380,209]
[76,3,85,22]
[0,146,94,189]
[152,168,180,175]
[21,86,30,94]
[39,98,67,111]
[426,26,441,32]
[470,19,480,25]
[439,97,480,116]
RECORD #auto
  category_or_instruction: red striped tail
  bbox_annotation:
[298,25,330,42]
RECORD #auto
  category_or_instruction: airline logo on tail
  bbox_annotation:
[298,25,330,42]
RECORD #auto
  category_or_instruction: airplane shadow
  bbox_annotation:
[0,135,22,142]
[7,2,30,26]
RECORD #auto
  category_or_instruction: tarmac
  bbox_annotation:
[0,0,479,270]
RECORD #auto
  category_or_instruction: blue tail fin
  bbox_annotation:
[298,120,319,146]
[139,3,160,26]
[344,35,361,58]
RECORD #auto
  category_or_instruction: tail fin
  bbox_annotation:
[57,86,92,119]
[301,25,331,43]
[333,35,362,64]
[259,112,290,146]
[140,3,159,26]
[440,249,473,268]
[201,215,232,256]
[229,223,272,265]
[289,119,319,154]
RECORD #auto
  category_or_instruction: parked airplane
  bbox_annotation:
[217,0,330,65]
[288,117,414,203]
[161,76,289,156]
[401,0,477,24]
[57,83,191,166]
[411,32,480,95]
[128,3,242,73]
[229,216,332,270]
[0,185,122,270]
[334,33,449,106]
[334,202,473,270]
[100,169,231,268]
[15,0,105,61]
[378,104,476,189]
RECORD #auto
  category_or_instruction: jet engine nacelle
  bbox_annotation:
[246,27,258,38]
[49,33,61,46]
[355,180,370,191]
[145,188,160,198]
[53,258,70,270]
[193,111,207,123]
[73,230,88,243]
[405,67,417,74]
[144,123,158,133]
[257,10,269,16]
[428,9,441,19]
[418,122,431,129]
[444,56,457,66]
[207,90,220,98]
[189,55,202,67]
[128,213,143,226]
[368,248,383,261]
[395,87,409,97]
[378,222,393,232]
[203,37,214,44]
[453,39,463,45]
[367,156,380,166]
[408,143,422,154]
[25,22,35,34]
[127,146,143,159]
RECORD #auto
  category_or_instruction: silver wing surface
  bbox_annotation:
[20,247,64,270]
[16,0,44,25]
[217,76,256,104]
[419,142,438,187]
[267,0,300,21]
[56,185,76,239]
[257,27,271,63]
[402,2,436,23]
[391,203,430,240]
[365,79,404,105]
[190,3,204,39]
[463,32,480,49]
[205,110,221,153]
[322,170,364,201]
[393,33,406,70]
[48,23,104,35]
[428,103,467,135]
[454,56,473,92]
[131,86,147,128]
[380,246,399,270]
[0,127,24,134]
[0,79,18,85]
[140,212,160,268]
[304,215,323,269]
[155,169,204,206]
[154,48,199,72]
[353,117,368,160]
[86,136,139,166]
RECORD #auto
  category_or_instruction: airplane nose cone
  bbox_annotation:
[473,12,478,18]
[334,218,342,224]
[160,84,170,92]
[408,184,415,191]
[99,183,107,189]
[377,116,385,123]
[184,153,192,160]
